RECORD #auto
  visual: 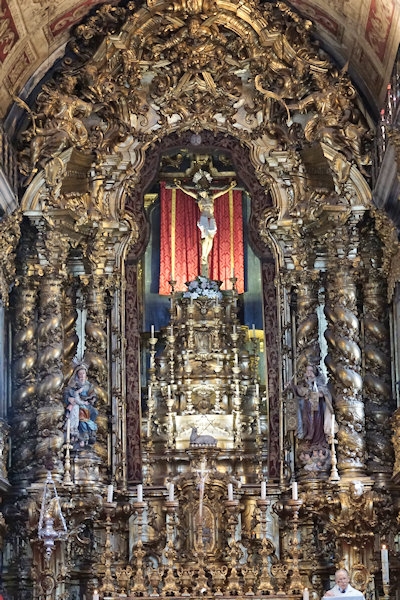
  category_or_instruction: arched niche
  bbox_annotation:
[124,129,281,483]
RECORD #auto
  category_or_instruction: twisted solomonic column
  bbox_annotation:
[35,223,69,479]
[324,265,365,478]
[295,272,320,371]
[83,274,109,462]
[362,275,394,482]
[10,278,38,485]
[62,278,79,381]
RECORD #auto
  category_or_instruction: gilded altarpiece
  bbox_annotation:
[0,1,398,600]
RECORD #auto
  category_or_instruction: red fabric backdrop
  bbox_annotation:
[159,182,244,294]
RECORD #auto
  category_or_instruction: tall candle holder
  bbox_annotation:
[225,497,241,596]
[287,498,303,594]
[149,330,157,373]
[382,582,390,600]
[100,504,117,597]
[168,327,175,383]
[256,497,271,540]
[169,277,176,295]
[63,427,73,486]
[329,434,340,483]
[258,536,275,595]
[131,498,147,595]
[163,500,180,596]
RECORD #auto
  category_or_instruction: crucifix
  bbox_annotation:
[174,172,236,277]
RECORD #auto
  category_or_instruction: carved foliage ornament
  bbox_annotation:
[17,0,372,193]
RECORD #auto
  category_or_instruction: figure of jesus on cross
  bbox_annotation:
[174,170,236,277]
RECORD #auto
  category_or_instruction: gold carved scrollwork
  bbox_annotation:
[0,210,21,305]
[16,0,374,212]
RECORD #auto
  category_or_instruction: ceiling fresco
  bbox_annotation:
[0,0,399,122]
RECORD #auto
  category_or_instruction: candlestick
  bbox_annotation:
[292,481,298,500]
[137,484,143,502]
[168,483,175,501]
[107,484,113,503]
[261,481,267,500]
[381,544,390,584]
[66,418,71,444]
[228,483,234,501]
[303,588,309,600]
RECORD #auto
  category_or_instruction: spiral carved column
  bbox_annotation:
[63,278,79,382]
[10,275,38,486]
[295,273,320,371]
[363,275,394,481]
[324,265,365,478]
[36,223,69,479]
[83,274,109,463]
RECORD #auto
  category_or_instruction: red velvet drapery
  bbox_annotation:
[159,182,244,294]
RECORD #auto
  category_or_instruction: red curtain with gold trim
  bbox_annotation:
[159,182,244,294]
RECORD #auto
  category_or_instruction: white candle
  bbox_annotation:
[331,414,335,437]
[168,483,175,501]
[190,295,193,305]
[107,484,113,503]
[66,418,71,443]
[252,324,255,338]
[167,384,171,398]
[151,324,155,338]
[137,484,143,502]
[292,482,298,500]
[231,268,235,279]
[381,545,390,584]
[148,384,152,400]
[255,383,259,397]
[228,483,234,501]
[303,588,309,600]
[235,352,238,365]
[233,324,236,334]
[261,481,267,500]
[93,590,99,600]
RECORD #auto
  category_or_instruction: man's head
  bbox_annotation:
[335,569,350,590]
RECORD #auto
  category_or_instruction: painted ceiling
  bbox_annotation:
[0,0,399,121]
